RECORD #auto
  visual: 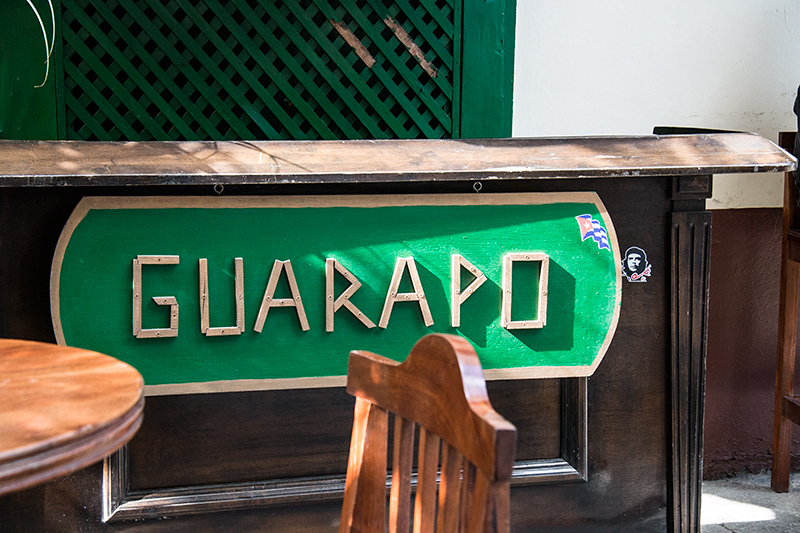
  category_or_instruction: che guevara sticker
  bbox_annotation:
[622,246,652,282]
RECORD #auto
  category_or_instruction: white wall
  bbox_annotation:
[512,1,800,209]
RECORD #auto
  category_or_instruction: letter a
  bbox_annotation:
[254,259,310,332]
[378,257,434,328]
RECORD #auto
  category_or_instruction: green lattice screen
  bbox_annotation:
[60,0,457,141]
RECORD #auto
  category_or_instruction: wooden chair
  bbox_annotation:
[773,131,800,492]
[339,334,517,533]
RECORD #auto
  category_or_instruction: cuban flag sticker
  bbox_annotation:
[575,214,611,251]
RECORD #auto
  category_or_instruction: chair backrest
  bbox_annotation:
[340,334,517,533]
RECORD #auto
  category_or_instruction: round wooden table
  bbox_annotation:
[0,339,144,496]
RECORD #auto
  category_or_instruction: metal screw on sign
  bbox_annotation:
[473,181,482,193]
[214,184,224,195]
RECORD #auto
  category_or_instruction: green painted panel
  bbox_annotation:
[52,194,620,392]
[0,0,58,140]
[459,0,516,138]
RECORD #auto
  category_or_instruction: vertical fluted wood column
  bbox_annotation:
[670,199,712,533]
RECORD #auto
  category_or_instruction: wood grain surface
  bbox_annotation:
[0,338,144,496]
[342,334,516,533]
[348,334,516,481]
[0,134,793,186]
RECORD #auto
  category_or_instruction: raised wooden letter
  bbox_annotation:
[254,259,310,332]
[451,254,487,328]
[326,259,376,332]
[132,255,180,338]
[501,253,549,330]
[378,257,434,329]
[199,257,244,336]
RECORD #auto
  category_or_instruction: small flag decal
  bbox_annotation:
[575,214,611,250]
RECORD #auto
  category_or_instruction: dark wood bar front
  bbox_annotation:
[0,134,794,532]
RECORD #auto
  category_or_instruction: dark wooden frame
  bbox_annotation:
[102,377,587,522]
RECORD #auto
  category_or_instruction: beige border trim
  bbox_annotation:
[592,196,623,378]
[144,376,348,397]
[51,192,607,211]
[51,193,622,393]
[51,200,92,346]
[485,365,594,381]
[142,366,599,396]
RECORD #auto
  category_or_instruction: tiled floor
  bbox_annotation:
[702,471,800,532]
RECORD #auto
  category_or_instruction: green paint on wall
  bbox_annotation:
[0,0,58,140]
[53,194,620,388]
[459,0,516,138]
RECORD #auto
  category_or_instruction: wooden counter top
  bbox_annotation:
[0,134,794,187]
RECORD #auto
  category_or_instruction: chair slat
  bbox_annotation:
[389,416,415,533]
[413,427,440,533]
[486,481,511,533]
[340,398,389,533]
[436,441,463,531]
[458,462,476,533]
[465,469,490,533]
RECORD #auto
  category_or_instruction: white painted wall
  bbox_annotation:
[512,1,800,209]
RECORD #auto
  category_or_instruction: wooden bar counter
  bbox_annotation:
[0,134,794,532]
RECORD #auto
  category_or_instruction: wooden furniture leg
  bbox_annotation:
[772,131,799,493]
[772,257,799,492]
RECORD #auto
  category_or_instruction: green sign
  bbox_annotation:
[51,194,621,395]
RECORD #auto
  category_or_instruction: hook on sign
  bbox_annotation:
[473,181,482,193]
[214,183,224,195]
